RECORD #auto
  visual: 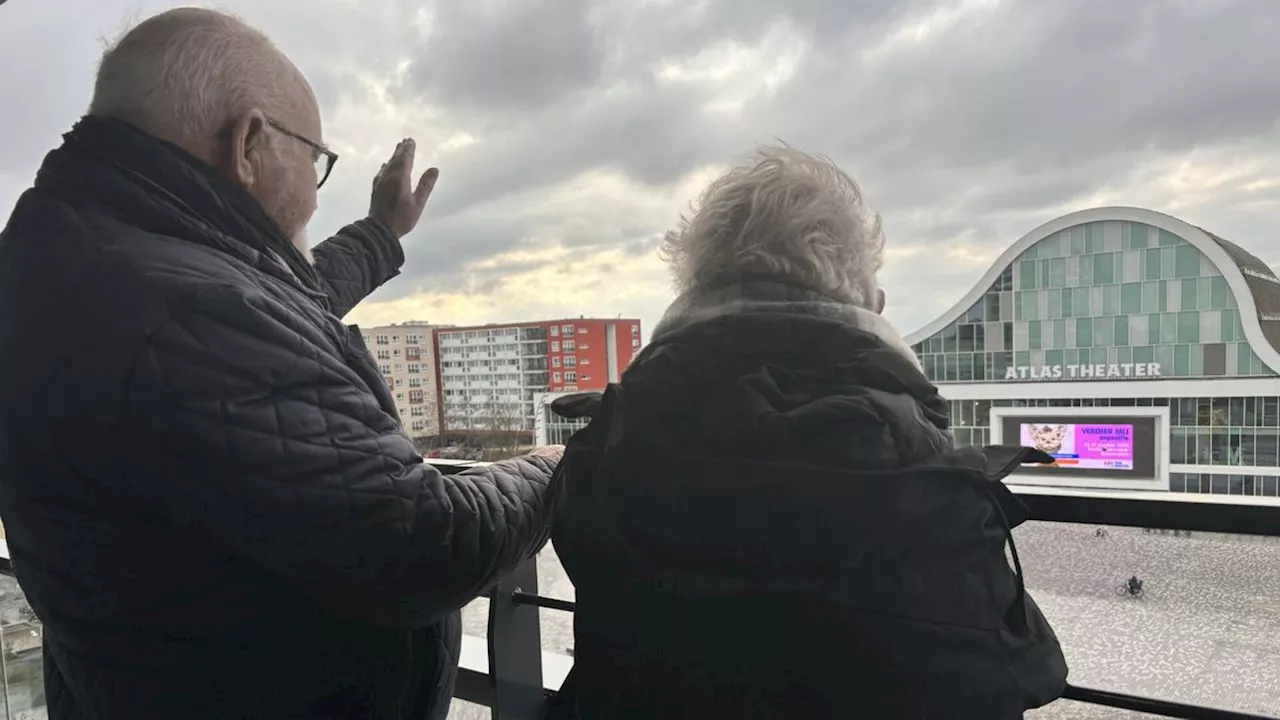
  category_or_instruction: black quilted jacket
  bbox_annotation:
[0,116,556,720]
[547,293,1068,719]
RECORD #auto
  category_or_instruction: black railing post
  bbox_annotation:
[487,557,546,720]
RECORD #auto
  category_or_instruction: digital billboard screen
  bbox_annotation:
[998,414,1160,481]
[1019,423,1135,471]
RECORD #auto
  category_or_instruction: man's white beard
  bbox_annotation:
[292,228,314,264]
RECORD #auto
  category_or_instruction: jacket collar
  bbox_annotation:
[653,277,923,372]
[36,115,328,304]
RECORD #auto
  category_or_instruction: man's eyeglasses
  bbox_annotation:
[267,119,338,189]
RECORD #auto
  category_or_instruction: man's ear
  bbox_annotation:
[875,288,886,315]
[216,109,270,190]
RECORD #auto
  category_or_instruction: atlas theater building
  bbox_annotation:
[906,207,1280,499]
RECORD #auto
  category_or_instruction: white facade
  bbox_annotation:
[533,391,591,446]
[437,325,550,436]
[361,322,441,439]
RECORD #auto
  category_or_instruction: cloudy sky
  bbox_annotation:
[3,0,1279,338]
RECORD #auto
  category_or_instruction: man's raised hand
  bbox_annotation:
[370,138,439,239]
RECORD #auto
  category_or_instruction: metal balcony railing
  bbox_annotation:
[434,460,1280,720]
[0,461,1277,720]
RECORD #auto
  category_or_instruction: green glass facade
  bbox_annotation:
[911,221,1274,382]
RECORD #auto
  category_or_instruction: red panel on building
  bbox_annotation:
[544,318,642,392]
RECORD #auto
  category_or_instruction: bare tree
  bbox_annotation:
[479,393,529,461]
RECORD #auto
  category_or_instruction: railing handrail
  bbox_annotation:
[1007,483,1280,508]
[443,458,1280,535]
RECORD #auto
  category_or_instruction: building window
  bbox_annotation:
[406,347,421,361]
[632,338,641,348]
[409,390,425,405]
[563,340,576,351]
[553,372,563,383]
[562,325,575,336]
[551,341,560,352]
[376,350,391,360]
[550,326,559,336]
[565,371,578,382]
[376,335,389,345]
[379,364,391,374]
[577,327,588,334]
[631,325,640,335]
[409,378,423,388]
[408,364,422,374]
[552,357,561,368]
[581,358,590,365]
[564,356,577,367]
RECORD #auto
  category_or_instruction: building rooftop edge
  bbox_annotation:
[437,318,643,333]
[904,206,1280,369]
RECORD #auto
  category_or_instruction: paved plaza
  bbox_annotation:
[450,522,1280,719]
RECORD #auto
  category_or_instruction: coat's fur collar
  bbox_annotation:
[652,279,922,371]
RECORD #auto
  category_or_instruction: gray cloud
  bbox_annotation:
[4,0,1280,334]
[405,0,607,112]
[0,0,105,177]
[415,76,728,219]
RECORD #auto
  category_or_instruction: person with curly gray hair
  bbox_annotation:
[662,145,886,306]
[546,146,1067,719]
[650,144,917,361]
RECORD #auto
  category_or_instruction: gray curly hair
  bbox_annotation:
[659,145,886,309]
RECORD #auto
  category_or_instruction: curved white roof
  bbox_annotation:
[904,206,1280,375]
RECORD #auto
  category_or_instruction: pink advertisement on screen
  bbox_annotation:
[1019,423,1135,470]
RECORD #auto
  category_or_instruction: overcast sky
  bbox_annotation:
[3,0,1279,338]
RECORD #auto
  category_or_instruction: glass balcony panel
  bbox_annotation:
[0,573,45,720]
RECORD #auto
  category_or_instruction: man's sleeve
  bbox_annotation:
[121,287,554,626]
[312,218,404,318]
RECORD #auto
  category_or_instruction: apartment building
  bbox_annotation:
[360,321,443,440]
[438,318,642,442]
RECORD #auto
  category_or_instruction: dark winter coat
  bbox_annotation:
[0,116,556,720]
[545,279,1069,719]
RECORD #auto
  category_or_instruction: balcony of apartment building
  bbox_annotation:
[521,341,549,358]
[1,463,1278,720]
[521,357,549,372]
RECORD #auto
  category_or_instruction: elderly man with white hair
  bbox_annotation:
[545,146,1068,719]
[0,8,562,720]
